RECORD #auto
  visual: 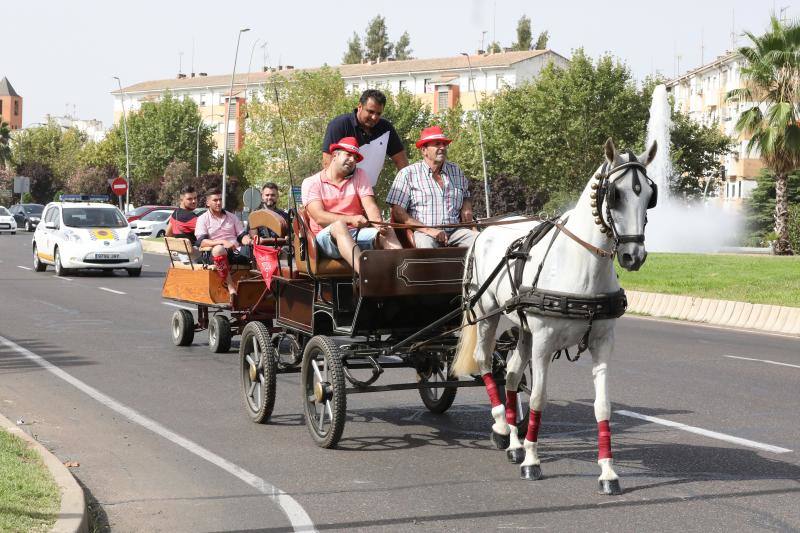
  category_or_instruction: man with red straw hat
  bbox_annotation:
[386,126,476,248]
[302,136,401,274]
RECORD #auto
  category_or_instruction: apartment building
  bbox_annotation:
[667,51,763,203]
[111,50,568,156]
[0,77,23,130]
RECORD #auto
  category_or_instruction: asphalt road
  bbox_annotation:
[1,231,799,532]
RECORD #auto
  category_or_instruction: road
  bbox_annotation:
[1,232,799,532]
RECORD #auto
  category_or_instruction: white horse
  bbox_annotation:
[453,138,658,494]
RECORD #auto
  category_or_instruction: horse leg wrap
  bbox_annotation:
[505,390,517,426]
[481,373,502,408]
[597,420,613,460]
[212,254,230,282]
[525,409,542,442]
[520,439,542,480]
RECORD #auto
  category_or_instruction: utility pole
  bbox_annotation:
[461,53,491,217]
[113,77,131,211]
[222,28,250,209]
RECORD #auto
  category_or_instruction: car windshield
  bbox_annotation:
[63,207,127,228]
[0,207,9,216]
[128,206,152,217]
[24,205,43,215]
[141,210,172,222]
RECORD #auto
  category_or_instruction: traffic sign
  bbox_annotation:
[111,177,128,197]
[242,187,261,212]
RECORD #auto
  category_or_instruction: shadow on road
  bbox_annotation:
[0,337,98,372]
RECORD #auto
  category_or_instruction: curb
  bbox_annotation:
[627,290,800,336]
[0,413,88,533]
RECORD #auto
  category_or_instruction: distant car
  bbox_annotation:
[126,205,173,223]
[130,209,174,237]
[33,198,144,276]
[0,206,17,234]
[9,203,44,231]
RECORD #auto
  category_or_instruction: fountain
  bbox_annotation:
[644,84,742,252]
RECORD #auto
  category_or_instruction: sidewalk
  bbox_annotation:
[0,413,87,533]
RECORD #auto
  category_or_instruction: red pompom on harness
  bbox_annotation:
[598,420,613,460]
[526,410,542,442]
[505,390,517,425]
[212,254,230,282]
[481,373,502,408]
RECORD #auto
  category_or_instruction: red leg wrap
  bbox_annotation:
[505,390,517,426]
[525,410,542,442]
[212,254,230,282]
[481,373,502,408]
[598,420,613,460]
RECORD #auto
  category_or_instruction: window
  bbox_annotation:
[219,93,227,105]
[398,79,407,92]
[226,131,236,149]
[496,75,508,89]
[200,93,207,106]
[45,207,60,229]
[437,88,449,110]
[13,100,18,115]
[0,100,3,114]
[424,78,433,93]
[217,122,224,133]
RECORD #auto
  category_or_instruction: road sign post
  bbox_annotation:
[111,177,128,210]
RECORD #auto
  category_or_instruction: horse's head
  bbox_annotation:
[594,138,658,271]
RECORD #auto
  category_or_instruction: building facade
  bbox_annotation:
[112,50,568,158]
[45,114,106,142]
[667,52,763,203]
[0,77,23,130]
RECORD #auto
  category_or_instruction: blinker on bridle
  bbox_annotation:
[590,150,658,246]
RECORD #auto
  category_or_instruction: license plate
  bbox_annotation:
[95,253,119,259]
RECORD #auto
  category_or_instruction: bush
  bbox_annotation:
[66,166,115,196]
[788,204,800,253]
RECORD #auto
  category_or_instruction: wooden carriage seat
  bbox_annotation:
[390,213,416,248]
[292,208,353,277]
[248,209,288,238]
[163,237,251,271]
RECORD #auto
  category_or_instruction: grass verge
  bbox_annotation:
[617,253,800,307]
[0,429,59,532]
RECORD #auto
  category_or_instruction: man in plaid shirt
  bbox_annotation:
[386,126,477,248]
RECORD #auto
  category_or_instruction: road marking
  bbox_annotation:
[163,302,195,311]
[55,276,73,281]
[724,354,800,370]
[0,334,316,532]
[616,410,792,454]
[17,265,32,270]
[98,287,126,295]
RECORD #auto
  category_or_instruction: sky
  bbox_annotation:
[1,0,793,128]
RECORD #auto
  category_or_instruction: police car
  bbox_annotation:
[32,195,144,276]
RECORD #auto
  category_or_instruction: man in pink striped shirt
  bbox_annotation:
[301,136,401,274]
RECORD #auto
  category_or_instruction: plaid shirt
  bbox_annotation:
[386,160,470,231]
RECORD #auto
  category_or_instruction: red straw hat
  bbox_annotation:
[329,136,363,162]
[415,126,452,149]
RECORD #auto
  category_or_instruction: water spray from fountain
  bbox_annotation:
[644,84,742,253]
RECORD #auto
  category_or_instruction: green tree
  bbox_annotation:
[65,166,113,196]
[0,121,11,169]
[513,15,532,50]
[343,32,364,64]
[11,124,87,201]
[534,30,549,50]
[744,169,800,245]
[669,111,734,200]
[487,41,502,54]
[364,15,393,61]
[727,16,800,254]
[394,31,413,60]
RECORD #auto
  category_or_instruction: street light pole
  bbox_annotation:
[113,76,132,211]
[460,53,491,218]
[222,28,250,209]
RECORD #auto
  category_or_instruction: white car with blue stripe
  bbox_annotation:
[32,195,144,276]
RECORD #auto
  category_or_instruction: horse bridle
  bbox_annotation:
[591,152,658,248]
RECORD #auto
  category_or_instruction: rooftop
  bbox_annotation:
[667,51,741,86]
[0,77,20,97]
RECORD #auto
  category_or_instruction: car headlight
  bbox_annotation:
[64,230,81,242]
[127,232,138,244]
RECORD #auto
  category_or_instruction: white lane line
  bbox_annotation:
[55,276,73,282]
[98,287,126,295]
[163,302,195,311]
[616,410,792,454]
[17,265,32,270]
[723,354,800,370]
[0,334,316,532]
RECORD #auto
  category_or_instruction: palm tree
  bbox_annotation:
[0,121,11,170]
[727,16,800,255]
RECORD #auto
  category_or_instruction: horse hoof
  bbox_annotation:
[520,465,542,480]
[491,431,510,450]
[598,479,622,495]
[506,448,525,464]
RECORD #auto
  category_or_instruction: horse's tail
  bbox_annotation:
[452,239,481,378]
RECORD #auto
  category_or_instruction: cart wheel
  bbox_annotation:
[418,356,457,414]
[301,335,346,448]
[171,310,195,346]
[240,321,277,423]
[208,315,232,353]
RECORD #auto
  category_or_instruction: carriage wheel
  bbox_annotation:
[418,356,457,414]
[171,309,195,346]
[301,335,346,448]
[208,315,232,353]
[240,321,277,423]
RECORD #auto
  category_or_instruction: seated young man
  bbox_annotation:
[194,188,252,298]
[165,185,199,263]
[301,136,401,274]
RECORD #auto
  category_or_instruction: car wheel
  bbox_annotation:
[156,230,166,238]
[25,221,32,232]
[33,245,47,272]
[11,231,15,235]
[126,268,142,277]
[54,248,72,276]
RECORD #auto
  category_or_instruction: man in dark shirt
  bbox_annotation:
[256,182,289,240]
[322,89,409,187]
[165,185,199,243]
